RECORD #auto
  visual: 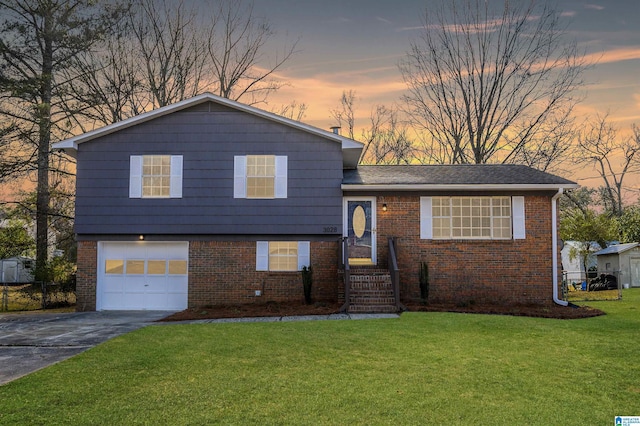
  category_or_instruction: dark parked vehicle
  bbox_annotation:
[589,274,618,291]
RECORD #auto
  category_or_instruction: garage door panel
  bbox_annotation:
[102,290,125,310]
[124,293,146,310]
[168,283,188,294]
[103,276,124,291]
[98,242,188,311]
[144,293,168,310]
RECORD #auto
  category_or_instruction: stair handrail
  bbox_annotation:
[339,237,350,313]
[388,237,406,311]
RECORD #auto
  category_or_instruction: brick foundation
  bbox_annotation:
[75,193,557,310]
[76,239,340,311]
[189,240,339,307]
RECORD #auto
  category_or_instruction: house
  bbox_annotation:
[0,256,34,283]
[53,93,578,312]
[593,243,640,289]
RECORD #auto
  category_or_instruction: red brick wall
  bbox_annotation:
[75,194,556,310]
[375,194,557,306]
[75,239,340,311]
[189,240,339,307]
[76,240,97,312]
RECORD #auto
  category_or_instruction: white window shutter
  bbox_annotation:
[420,197,433,239]
[274,156,287,199]
[512,196,526,239]
[129,156,143,198]
[170,155,183,198]
[234,156,247,198]
[298,241,310,270]
[256,241,269,271]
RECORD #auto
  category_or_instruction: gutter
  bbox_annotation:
[341,183,579,191]
[552,188,568,306]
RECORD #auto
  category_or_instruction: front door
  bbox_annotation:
[343,197,376,265]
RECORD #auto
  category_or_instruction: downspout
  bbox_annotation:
[552,188,568,306]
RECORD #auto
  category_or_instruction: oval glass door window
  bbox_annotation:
[353,205,366,238]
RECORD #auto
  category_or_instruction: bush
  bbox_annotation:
[302,266,313,305]
[419,262,429,304]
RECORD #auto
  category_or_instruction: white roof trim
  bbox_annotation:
[52,92,364,152]
[341,183,580,191]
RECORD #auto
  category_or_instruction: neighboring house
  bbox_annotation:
[0,256,34,283]
[53,93,578,312]
[593,243,640,288]
[561,241,599,284]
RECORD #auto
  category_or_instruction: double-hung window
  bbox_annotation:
[129,155,183,198]
[234,155,287,199]
[256,241,310,271]
[421,196,525,240]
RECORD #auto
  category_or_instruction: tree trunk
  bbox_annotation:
[35,8,54,281]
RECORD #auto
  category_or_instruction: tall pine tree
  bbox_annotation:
[0,0,128,279]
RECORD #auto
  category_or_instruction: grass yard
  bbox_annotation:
[1,290,639,425]
[567,288,621,302]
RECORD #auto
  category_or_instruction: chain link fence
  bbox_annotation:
[562,270,622,302]
[1,280,76,312]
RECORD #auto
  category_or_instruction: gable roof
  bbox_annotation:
[52,92,364,169]
[342,164,577,190]
[593,242,640,256]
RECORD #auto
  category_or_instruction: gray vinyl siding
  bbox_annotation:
[75,103,343,236]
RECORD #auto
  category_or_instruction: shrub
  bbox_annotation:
[419,261,429,304]
[302,266,313,305]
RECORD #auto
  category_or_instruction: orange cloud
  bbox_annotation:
[583,47,640,65]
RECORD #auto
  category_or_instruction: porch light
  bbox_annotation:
[139,235,145,241]
[382,203,388,212]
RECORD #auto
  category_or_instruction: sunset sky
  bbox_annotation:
[251,0,640,190]
[3,0,639,201]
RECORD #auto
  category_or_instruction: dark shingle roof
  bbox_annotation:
[342,164,576,187]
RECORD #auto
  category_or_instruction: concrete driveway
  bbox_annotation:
[0,311,171,385]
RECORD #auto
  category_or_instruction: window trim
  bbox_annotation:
[129,155,182,199]
[420,196,525,240]
[234,155,287,199]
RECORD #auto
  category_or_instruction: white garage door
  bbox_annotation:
[98,242,188,311]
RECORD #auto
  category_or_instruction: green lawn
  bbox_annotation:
[2,291,639,425]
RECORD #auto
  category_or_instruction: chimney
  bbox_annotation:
[330,126,341,135]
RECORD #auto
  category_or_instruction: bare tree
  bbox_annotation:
[361,105,416,165]
[275,100,307,122]
[330,91,416,164]
[0,0,126,279]
[67,16,142,130]
[205,0,298,105]
[576,114,640,216]
[330,90,357,139]
[68,0,204,127]
[131,0,208,109]
[400,0,586,168]
[71,0,299,129]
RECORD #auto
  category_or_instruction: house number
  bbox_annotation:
[323,226,338,233]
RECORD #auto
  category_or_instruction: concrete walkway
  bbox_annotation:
[156,312,400,324]
[0,311,399,385]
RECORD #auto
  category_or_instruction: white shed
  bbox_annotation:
[593,243,640,288]
[0,256,35,283]
[561,241,599,285]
